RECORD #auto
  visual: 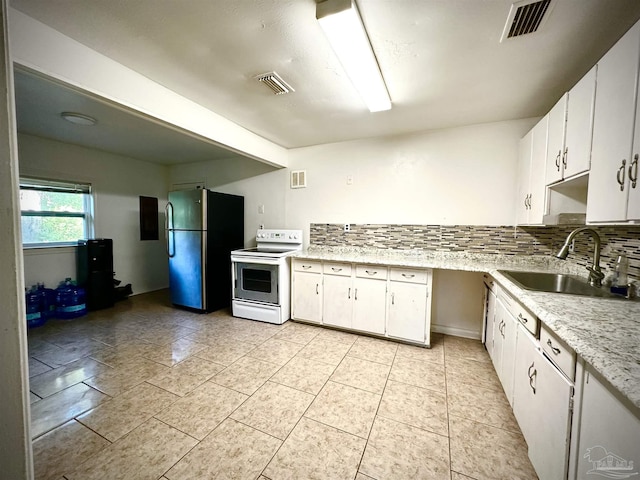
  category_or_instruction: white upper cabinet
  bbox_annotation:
[546,68,597,187]
[516,117,548,225]
[545,94,567,185]
[587,21,640,222]
[516,129,533,226]
[564,67,597,179]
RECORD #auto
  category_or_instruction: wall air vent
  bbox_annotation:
[290,170,306,189]
[255,71,295,95]
[500,0,553,42]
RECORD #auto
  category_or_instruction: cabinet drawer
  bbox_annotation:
[355,265,388,280]
[293,260,322,274]
[389,267,429,284]
[498,290,538,336]
[540,324,576,381]
[323,262,352,276]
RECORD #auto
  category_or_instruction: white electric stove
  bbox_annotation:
[231,229,303,324]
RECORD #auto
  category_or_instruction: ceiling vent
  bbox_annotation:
[255,71,295,95]
[500,0,553,42]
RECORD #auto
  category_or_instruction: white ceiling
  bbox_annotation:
[14,69,245,165]
[10,0,640,163]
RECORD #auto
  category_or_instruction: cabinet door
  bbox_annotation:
[587,22,640,222]
[387,281,428,343]
[483,285,497,360]
[527,348,573,480]
[546,94,567,185]
[500,310,518,406]
[516,130,533,225]
[529,117,548,224]
[564,67,596,179]
[492,300,507,375]
[292,272,322,323]
[512,325,539,442]
[575,367,640,479]
[352,277,386,334]
[322,274,353,329]
[514,324,573,480]
[627,152,640,220]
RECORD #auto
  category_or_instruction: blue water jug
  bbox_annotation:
[26,286,45,328]
[55,278,87,319]
[37,282,57,320]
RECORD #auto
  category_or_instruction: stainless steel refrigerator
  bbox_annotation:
[165,188,244,312]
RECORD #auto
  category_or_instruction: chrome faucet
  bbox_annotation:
[556,227,605,287]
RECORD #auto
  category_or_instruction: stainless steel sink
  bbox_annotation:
[498,270,623,299]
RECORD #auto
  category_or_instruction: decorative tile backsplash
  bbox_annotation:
[310,224,640,282]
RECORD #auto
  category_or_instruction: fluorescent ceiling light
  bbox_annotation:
[317,0,391,112]
[60,112,97,126]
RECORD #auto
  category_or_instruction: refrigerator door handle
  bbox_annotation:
[165,201,175,258]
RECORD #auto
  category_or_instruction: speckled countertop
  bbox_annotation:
[293,247,640,412]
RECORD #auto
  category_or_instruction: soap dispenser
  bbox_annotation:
[610,253,629,296]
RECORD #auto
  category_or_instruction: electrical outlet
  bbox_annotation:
[569,239,575,253]
[344,224,351,232]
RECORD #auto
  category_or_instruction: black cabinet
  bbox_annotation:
[77,239,114,310]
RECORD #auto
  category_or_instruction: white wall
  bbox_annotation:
[170,118,537,247]
[285,119,537,245]
[0,2,33,476]
[18,133,169,294]
[431,270,485,339]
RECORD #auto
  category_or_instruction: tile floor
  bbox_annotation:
[28,290,538,480]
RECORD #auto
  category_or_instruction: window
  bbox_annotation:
[20,177,94,248]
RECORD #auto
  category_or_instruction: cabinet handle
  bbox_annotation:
[524,195,528,208]
[518,312,528,324]
[546,339,561,355]
[303,265,312,270]
[348,287,351,299]
[331,267,342,272]
[355,288,358,300]
[315,283,319,295]
[391,292,395,305]
[630,154,638,188]
[365,270,377,275]
[528,362,537,394]
[562,147,568,168]
[402,273,415,278]
[617,159,627,191]
[555,151,561,171]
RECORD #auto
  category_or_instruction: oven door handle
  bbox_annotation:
[230,256,282,266]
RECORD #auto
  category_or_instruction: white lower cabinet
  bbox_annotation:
[322,273,353,329]
[571,363,640,480]
[352,276,387,334]
[291,270,322,323]
[387,268,432,344]
[493,294,518,405]
[291,260,432,345]
[482,275,497,359]
[513,324,573,480]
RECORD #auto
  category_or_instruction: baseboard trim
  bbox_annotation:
[432,324,481,340]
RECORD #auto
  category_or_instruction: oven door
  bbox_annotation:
[234,261,279,304]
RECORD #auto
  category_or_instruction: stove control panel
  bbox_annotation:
[256,229,303,244]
